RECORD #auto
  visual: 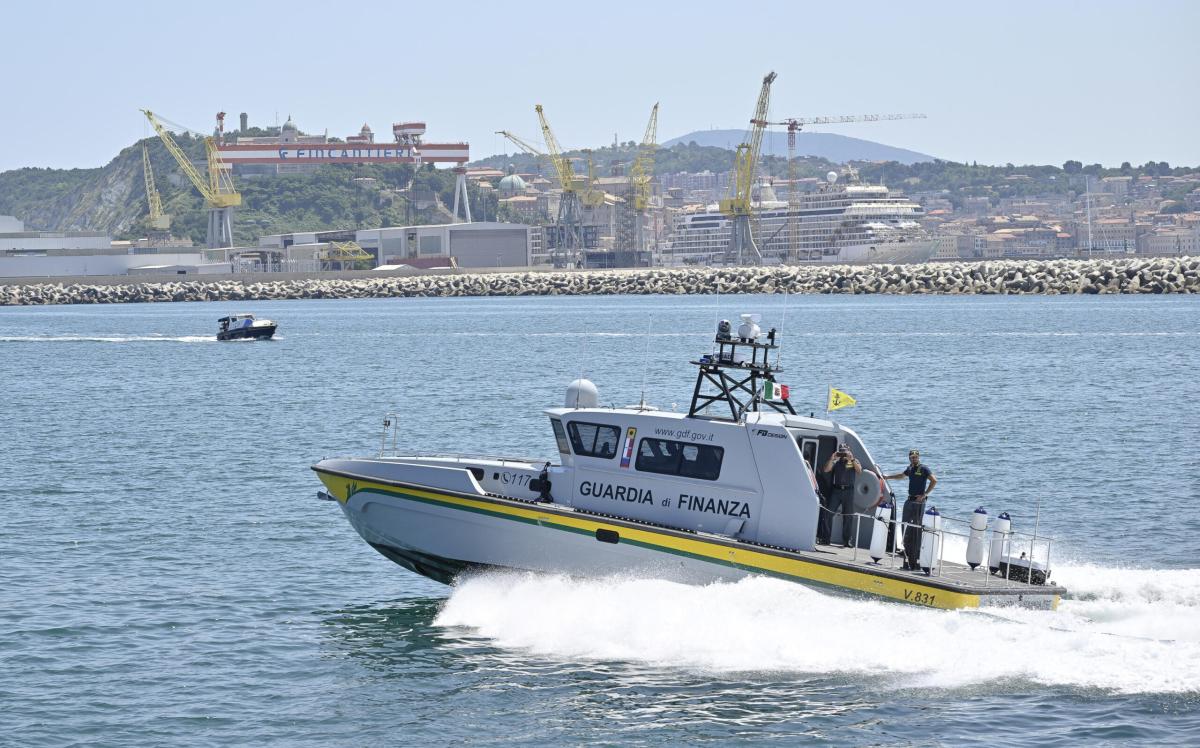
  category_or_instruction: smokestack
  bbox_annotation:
[239,112,248,132]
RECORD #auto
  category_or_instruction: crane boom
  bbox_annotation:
[630,102,659,213]
[719,72,776,265]
[774,112,926,127]
[141,110,240,209]
[534,104,579,195]
[532,105,587,267]
[720,71,776,220]
[623,103,660,254]
[142,109,240,248]
[141,143,170,231]
[495,130,545,157]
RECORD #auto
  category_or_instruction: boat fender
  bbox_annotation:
[919,506,943,575]
[988,511,1012,574]
[965,506,989,570]
[869,500,892,563]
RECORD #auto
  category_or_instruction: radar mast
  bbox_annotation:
[688,314,796,421]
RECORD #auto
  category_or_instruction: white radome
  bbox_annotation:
[565,378,599,408]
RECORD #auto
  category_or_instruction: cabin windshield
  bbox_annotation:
[567,421,620,459]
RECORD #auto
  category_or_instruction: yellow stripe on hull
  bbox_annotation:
[316,469,1049,611]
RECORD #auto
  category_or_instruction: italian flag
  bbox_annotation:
[764,381,790,400]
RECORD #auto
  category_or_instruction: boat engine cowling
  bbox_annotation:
[966,507,989,570]
[565,379,599,409]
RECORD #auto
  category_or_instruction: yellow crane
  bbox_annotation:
[535,104,587,267]
[719,72,776,264]
[141,109,241,248]
[770,113,926,260]
[321,241,374,271]
[579,149,604,208]
[496,130,546,160]
[627,102,659,253]
[141,143,171,233]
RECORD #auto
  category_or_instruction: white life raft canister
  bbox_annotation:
[919,506,943,574]
[988,511,1012,574]
[869,500,892,563]
[965,506,989,570]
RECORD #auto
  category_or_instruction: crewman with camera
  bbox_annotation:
[822,444,862,547]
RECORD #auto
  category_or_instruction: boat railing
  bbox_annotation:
[377,415,541,466]
[379,412,401,457]
[389,452,544,466]
[845,508,1055,589]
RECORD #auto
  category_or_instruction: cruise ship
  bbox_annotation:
[667,170,936,265]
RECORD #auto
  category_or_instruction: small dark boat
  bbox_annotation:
[217,314,277,341]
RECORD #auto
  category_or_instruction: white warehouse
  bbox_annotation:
[355,222,534,268]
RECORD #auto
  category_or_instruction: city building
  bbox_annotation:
[1139,227,1199,255]
[1075,218,1146,253]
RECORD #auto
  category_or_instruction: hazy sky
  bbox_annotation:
[2,0,1196,172]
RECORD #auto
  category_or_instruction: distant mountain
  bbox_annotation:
[662,129,935,165]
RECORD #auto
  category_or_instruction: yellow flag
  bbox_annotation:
[828,387,857,412]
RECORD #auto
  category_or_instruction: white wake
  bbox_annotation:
[0,335,217,343]
[435,564,1200,694]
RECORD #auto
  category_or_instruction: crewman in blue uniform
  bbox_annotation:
[883,450,937,570]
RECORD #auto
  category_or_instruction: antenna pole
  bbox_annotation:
[776,283,789,368]
[639,315,653,408]
[712,283,721,356]
[1032,496,1042,562]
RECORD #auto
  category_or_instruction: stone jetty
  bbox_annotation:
[2,257,1197,306]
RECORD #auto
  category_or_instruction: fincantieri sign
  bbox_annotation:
[216,143,470,164]
[281,146,414,159]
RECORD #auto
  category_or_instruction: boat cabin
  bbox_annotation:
[218,314,256,333]
[537,314,884,551]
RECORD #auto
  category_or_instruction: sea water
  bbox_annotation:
[1,294,1197,746]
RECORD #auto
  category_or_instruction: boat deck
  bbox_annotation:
[797,541,1062,599]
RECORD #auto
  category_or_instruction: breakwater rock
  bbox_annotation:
[2,257,1198,306]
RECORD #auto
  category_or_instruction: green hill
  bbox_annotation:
[0,137,497,245]
[475,140,840,182]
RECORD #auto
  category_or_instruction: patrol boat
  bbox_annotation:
[216,313,277,341]
[312,315,1063,610]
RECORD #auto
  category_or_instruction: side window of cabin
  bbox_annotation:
[567,421,620,459]
[635,438,724,481]
[800,439,817,470]
[550,419,571,455]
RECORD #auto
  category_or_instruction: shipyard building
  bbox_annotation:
[250,221,539,271]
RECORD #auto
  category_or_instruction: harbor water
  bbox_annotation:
[2,294,1198,746]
